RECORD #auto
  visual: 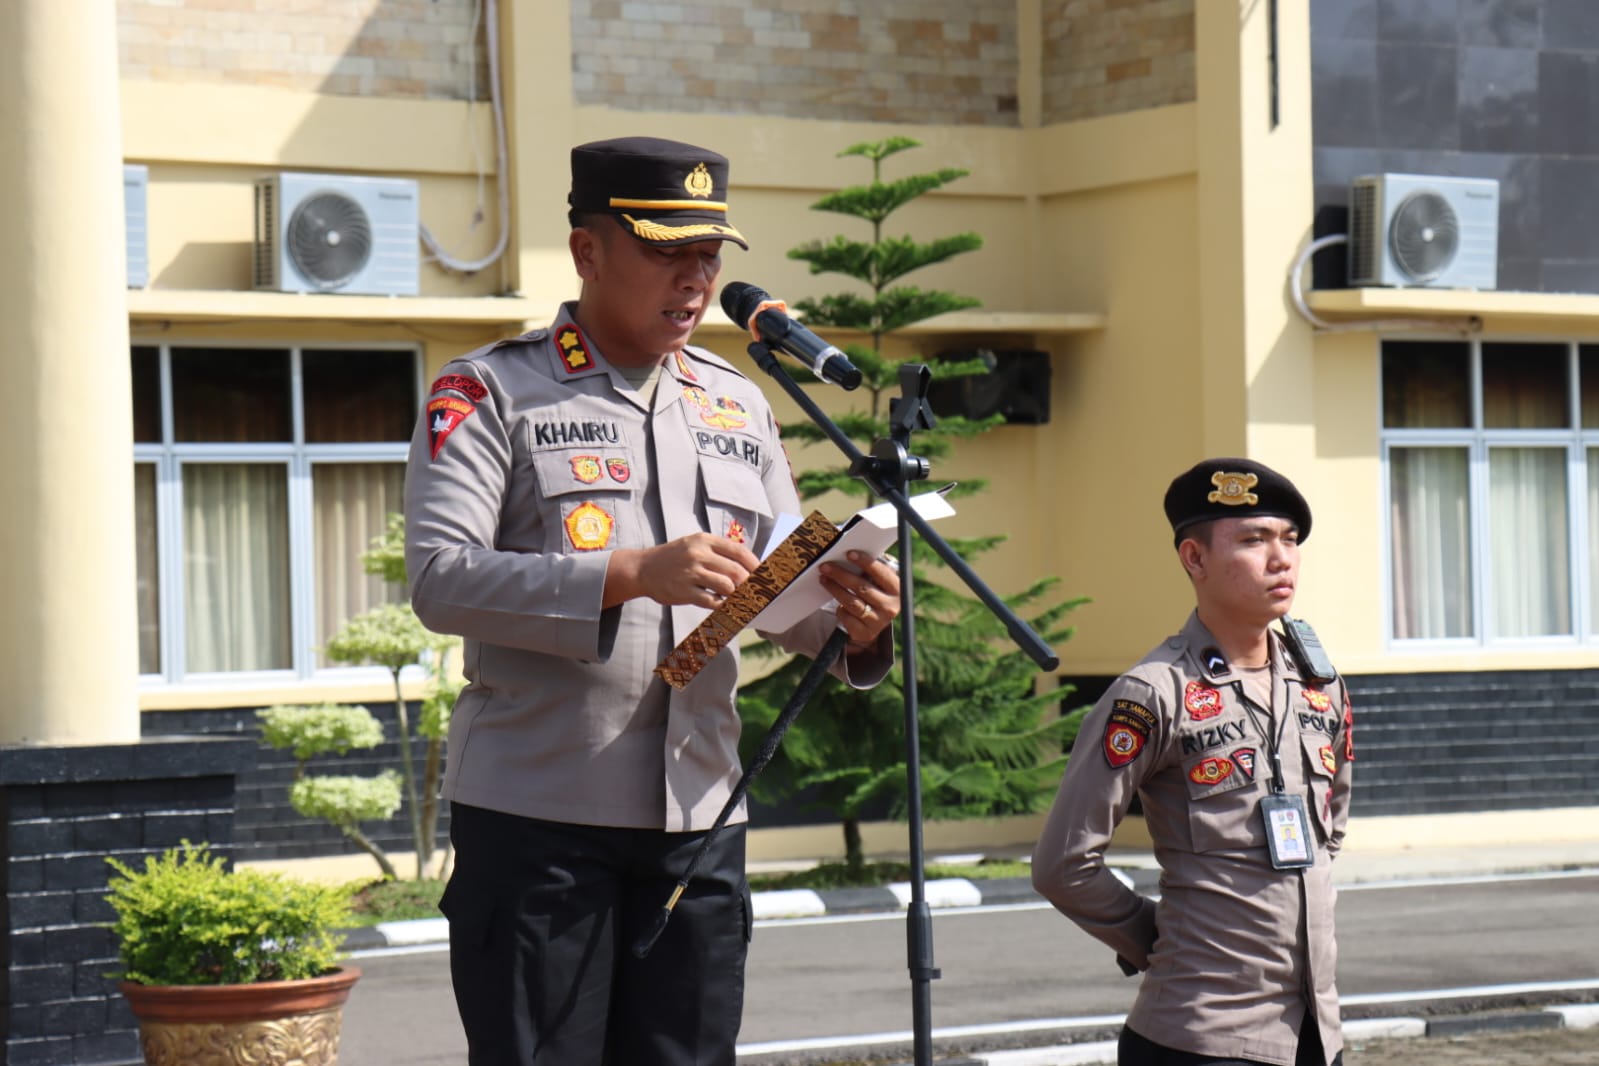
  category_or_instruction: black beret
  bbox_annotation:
[1163,457,1312,544]
[568,136,748,249]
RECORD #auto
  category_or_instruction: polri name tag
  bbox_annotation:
[1260,793,1314,870]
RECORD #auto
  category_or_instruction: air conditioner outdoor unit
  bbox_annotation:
[254,172,419,295]
[124,164,148,289]
[1348,173,1498,290]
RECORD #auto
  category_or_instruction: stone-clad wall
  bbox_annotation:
[116,0,1198,128]
[1040,0,1196,124]
[571,0,1022,126]
[116,0,488,100]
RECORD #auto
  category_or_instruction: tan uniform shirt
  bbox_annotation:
[405,303,889,832]
[1033,612,1354,1066]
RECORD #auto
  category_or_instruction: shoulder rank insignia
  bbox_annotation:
[565,501,615,551]
[556,324,596,374]
[1208,470,1260,506]
[1184,680,1224,721]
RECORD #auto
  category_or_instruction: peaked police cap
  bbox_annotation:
[568,136,748,249]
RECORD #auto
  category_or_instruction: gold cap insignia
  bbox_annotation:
[684,162,714,199]
[1208,471,1259,506]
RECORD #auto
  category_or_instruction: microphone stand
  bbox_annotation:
[746,344,1060,1066]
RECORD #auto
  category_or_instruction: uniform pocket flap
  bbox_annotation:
[700,457,772,519]
[532,448,640,498]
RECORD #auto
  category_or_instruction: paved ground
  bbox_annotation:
[1347,1024,1599,1065]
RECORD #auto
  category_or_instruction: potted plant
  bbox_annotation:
[105,842,360,1066]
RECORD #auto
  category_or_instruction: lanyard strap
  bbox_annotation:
[1233,669,1290,794]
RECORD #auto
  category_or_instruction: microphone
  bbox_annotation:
[720,282,862,390]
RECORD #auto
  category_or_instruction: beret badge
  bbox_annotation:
[684,162,714,199]
[1208,471,1259,506]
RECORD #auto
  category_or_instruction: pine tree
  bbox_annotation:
[737,138,1088,875]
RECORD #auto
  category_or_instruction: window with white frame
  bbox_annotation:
[133,343,419,682]
[1382,338,1599,646]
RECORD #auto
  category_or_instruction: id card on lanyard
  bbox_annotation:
[1261,792,1313,869]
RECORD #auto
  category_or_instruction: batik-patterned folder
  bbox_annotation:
[654,510,839,690]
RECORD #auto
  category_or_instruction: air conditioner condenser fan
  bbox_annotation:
[286,191,373,289]
[1388,191,1460,282]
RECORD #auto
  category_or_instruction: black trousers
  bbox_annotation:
[1120,1014,1343,1066]
[442,804,751,1066]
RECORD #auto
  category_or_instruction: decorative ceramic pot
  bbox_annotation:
[119,967,361,1066]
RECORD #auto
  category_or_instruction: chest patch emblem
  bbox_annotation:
[726,518,747,544]
[1102,698,1156,769]
[556,324,596,374]
[1231,747,1257,781]
[565,501,615,551]
[1185,681,1224,721]
[1320,745,1337,774]
[1303,686,1332,712]
[427,395,477,460]
[1189,756,1235,786]
[682,385,750,431]
[570,455,603,484]
[606,457,631,483]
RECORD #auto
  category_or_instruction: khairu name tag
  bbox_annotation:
[1261,793,1314,869]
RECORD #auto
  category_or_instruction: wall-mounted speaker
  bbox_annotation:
[925,349,1051,425]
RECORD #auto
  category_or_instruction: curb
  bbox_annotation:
[957,1005,1599,1065]
[342,874,1088,949]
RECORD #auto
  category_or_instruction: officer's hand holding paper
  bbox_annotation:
[751,487,956,632]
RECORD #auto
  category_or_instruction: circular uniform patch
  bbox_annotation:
[565,501,615,551]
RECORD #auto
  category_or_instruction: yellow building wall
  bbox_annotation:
[115,0,1599,724]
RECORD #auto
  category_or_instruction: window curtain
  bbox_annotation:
[135,464,160,675]
[313,462,406,667]
[1488,447,1570,638]
[183,464,291,672]
[1389,447,1472,639]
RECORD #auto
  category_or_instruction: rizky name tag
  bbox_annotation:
[1261,793,1314,870]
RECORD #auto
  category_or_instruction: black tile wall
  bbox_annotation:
[1057,669,1599,817]
[3,738,252,1065]
[141,702,450,866]
[1461,0,1541,48]
[1312,0,1599,294]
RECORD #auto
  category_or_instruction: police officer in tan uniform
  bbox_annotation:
[1033,458,1353,1066]
[405,137,901,1066]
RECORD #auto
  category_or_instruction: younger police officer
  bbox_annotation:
[405,137,901,1065]
[1032,458,1353,1066]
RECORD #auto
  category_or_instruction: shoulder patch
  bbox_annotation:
[1103,698,1155,769]
[430,373,487,403]
[427,395,477,460]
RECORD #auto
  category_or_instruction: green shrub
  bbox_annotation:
[105,842,351,986]
[257,703,384,762]
[290,772,403,826]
